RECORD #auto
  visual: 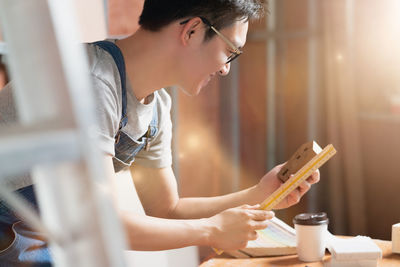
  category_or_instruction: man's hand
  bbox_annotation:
[256,164,320,210]
[205,204,274,251]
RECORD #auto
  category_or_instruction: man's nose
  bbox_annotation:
[218,63,230,76]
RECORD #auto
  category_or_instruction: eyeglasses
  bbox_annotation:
[180,17,243,64]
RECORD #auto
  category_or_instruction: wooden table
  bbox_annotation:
[200,240,400,266]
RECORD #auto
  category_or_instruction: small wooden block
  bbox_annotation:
[277,141,323,183]
[392,223,400,254]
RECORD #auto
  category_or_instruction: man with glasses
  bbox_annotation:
[98,0,319,251]
[0,0,320,264]
[180,17,243,64]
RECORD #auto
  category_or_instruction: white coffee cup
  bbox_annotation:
[293,212,329,262]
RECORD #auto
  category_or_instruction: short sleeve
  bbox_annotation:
[91,74,121,156]
[134,91,172,168]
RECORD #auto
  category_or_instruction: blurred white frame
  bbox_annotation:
[115,170,199,267]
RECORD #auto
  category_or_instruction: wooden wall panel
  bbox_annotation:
[278,38,309,163]
[274,36,311,222]
[176,78,223,198]
[238,41,267,189]
[281,0,309,32]
[361,119,400,239]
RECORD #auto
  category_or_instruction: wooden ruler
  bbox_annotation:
[260,144,336,211]
[214,144,336,255]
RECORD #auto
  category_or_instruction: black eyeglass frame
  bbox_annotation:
[180,17,243,64]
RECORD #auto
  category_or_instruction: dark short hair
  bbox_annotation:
[139,0,266,40]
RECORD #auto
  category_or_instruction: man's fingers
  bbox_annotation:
[298,181,311,195]
[251,220,269,230]
[287,170,320,184]
[286,180,311,205]
[297,169,319,196]
[240,204,260,210]
[287,188,301,204]
[248,210,275,221]
[248,231,258,240]
[306,170,320,184]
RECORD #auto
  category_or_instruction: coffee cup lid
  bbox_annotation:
[293,212,329,225]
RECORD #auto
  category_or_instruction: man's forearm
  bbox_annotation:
[121,212,209,250]
[121,205,274,252]
[129,165,274,219]
[167,185,264,219]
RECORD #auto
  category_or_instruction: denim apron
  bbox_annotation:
[93,41,159,173]
[0,41,158,266]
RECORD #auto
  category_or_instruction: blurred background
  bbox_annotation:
[174,0,400,242]
[1,0,400,248]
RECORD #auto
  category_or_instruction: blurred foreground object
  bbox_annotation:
[393,223,400,254]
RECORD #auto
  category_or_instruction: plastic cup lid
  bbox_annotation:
[293,212,329,225]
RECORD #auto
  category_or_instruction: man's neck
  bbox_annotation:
[116,28,178,103]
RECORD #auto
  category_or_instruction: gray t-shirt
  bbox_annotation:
[0,43,172,190]
[87,43,172,168]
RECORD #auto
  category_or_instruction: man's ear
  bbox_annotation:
[179,17,203,46]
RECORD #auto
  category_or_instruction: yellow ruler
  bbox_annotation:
[260,144,336,211]
[214,144,336,255]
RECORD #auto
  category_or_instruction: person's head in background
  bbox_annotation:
[108,0,145,37]
[0,56,9,90]
[0,28,7,89]
[137,0,266,95]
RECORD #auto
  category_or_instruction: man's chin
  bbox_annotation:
[179,83,205,96]
[179,86,200,97]
[200,76,212,88]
